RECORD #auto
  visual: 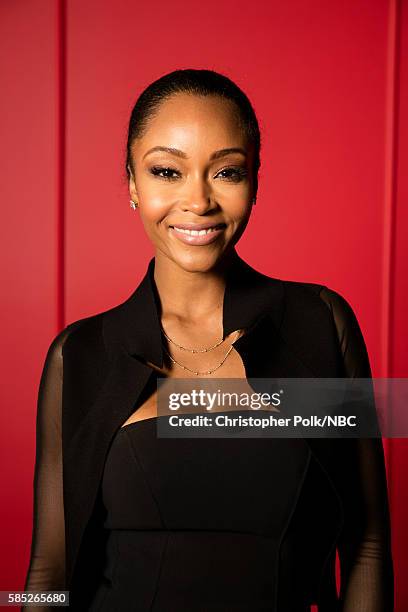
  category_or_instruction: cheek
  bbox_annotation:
[136,173,173,209]
[219,183,252,211]
[135,180,173,239]
[143,184,170,201]
[235,206,251,225]
[227,200,252,223]
[138,196,170,225]
[137,212,164,246]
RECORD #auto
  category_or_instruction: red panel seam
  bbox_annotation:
[57,0,66,331]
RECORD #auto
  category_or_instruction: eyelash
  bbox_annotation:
[149,165,247,183]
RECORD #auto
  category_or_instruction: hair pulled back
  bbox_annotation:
[125,68,261,198]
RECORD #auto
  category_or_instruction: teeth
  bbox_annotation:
[172,226,221,236]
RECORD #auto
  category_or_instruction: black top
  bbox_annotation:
[23,254,394,611]
[89,411,332,611]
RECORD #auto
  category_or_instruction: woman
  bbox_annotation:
[23,69,394,611]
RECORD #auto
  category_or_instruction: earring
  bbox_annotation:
[129,200,138,209]
[251,197,256,205]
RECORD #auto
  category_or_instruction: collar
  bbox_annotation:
[103,253,285,367]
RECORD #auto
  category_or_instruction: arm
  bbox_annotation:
[22,326,72,611]
[319,287,394,611]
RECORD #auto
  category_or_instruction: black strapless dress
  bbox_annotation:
[88,416,341,612]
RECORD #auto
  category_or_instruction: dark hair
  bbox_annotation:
[125,68,261,198]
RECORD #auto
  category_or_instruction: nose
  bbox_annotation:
[180,176,216,215]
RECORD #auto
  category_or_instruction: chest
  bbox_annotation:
[120,340,248,428]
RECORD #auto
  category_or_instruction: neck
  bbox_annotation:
[152,249,240,325]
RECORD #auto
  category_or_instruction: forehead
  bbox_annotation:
[137,93,248,151]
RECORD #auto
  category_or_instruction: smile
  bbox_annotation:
[169,223,226,245]
[172,226,221,236]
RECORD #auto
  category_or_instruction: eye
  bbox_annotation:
[149,166,180,180]
[216,167,248,182]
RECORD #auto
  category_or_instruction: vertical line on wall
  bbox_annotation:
[57,0,66,330]
[383,0,401,486]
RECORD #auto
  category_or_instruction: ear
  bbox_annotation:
[127,165,138,201]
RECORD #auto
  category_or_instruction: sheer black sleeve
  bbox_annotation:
[319,287,394,611]
[22,325,73,611]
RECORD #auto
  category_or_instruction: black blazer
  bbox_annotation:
[23,255,394,610]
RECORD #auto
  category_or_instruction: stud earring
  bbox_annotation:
[129,200,138,209]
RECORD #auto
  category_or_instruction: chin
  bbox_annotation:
[172,250,226,274]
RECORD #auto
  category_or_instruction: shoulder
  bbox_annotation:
[281,276,367,346]
[281,277,348,306]
[280,277,358,324]
[286,279,371,375]
[46,313,104,360]
[281,278,365,341]
[44,310,117,412]
[46,303,119,365]
[278,277,336,322]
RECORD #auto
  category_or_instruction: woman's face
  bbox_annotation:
[128,93,256,272]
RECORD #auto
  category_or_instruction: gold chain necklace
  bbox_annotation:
[160,327,242,376]
[162,342,237,376]
[160,324,226,352]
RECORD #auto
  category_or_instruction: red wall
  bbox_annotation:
[0,0,63,590]
[1,0,407,607]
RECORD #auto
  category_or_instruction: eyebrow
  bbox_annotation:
[142,146,247,161]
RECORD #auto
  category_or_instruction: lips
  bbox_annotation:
[168,222,226,245]
[169,222,226,231]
